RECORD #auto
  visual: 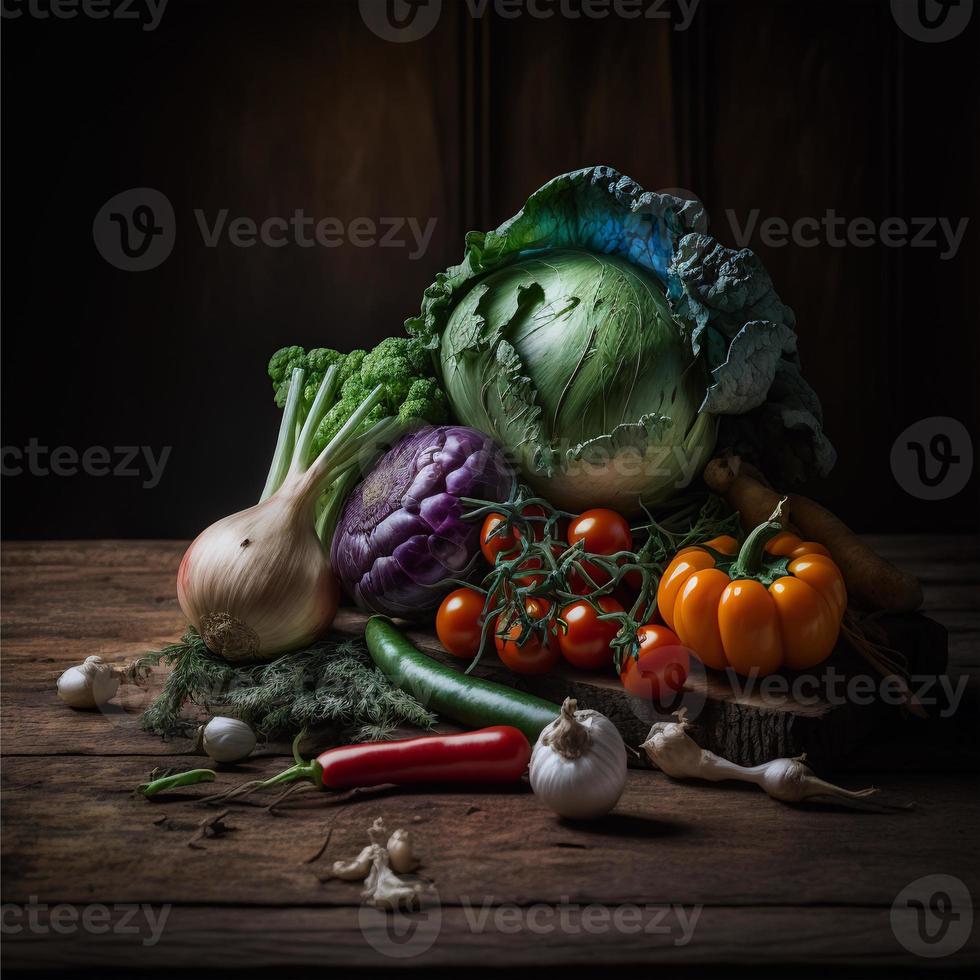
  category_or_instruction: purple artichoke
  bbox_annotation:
[330,426,514,618]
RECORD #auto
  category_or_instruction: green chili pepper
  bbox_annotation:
[365,617,560,743]
[137,768,216,797]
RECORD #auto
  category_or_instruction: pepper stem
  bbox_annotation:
[542,698,591,760]
[730,497,789,579]
[253,761,316,789]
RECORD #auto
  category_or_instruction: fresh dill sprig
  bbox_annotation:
[135,629,435,742]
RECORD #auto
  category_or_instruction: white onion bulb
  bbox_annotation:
[177,364,385,664]
[177,488,338,663]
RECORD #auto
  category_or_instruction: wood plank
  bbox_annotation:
[5,904,977,972]
[2,757,975,910]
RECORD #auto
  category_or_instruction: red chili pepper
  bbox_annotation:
[252,725,532,794]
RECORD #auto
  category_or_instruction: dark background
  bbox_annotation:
[2,0,977,539]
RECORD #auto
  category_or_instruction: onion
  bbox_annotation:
[178,486,339,662]
[178,365,382,662]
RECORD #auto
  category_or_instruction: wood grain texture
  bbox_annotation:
[1,538,978,972]
[5,905,977,973]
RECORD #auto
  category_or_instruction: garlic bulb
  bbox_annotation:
[200,717,256,763]
[57,656,122,709]
[529,697,627,820]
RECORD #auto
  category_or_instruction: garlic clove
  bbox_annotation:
[386,829,420,873]
[201,717,256,763]
[57,656,121,710]
[332,845,378,881]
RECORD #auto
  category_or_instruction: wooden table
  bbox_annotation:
[2,539,978,976]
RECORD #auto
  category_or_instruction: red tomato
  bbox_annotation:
[436,588,486,659]
[567,509,633,593]
[480,513,520,565]
[558,597,624,671]
[513,555,546,589]
[508,543,566,591]
[619,625,691,700]
[518,503,551,542]
[568,509,632,555]
[495,598,560,675]
[481,506,564,566]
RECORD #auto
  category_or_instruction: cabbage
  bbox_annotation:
[408,166,835,512]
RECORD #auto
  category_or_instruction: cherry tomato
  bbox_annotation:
[619,625,691,700]
[513,555,547,589]
[558,597,623,671]
[518,503,552,542]
[480,506,565,566]
[480,513,520,565]
[436,588,486,659]
[508,543,567,591]
[495,598,560,675]
[568,508,632,555]
[567,509,633,593]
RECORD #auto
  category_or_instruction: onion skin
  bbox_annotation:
[177,487,339,663]
[331,426,513,619]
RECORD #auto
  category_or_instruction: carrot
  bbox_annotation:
[702,457,798,533]
[787,493,923,613]
[703,456,923,613]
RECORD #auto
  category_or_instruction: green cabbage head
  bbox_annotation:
[408,167,834,513]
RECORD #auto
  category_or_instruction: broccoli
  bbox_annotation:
[400,377,448,429]
[268,345,307,407]
[263,337,448,544]
[302,348,345,405]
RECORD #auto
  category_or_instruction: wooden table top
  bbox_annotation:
[2,538,978,975]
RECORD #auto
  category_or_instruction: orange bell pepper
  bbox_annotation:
[657,512,846,676]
